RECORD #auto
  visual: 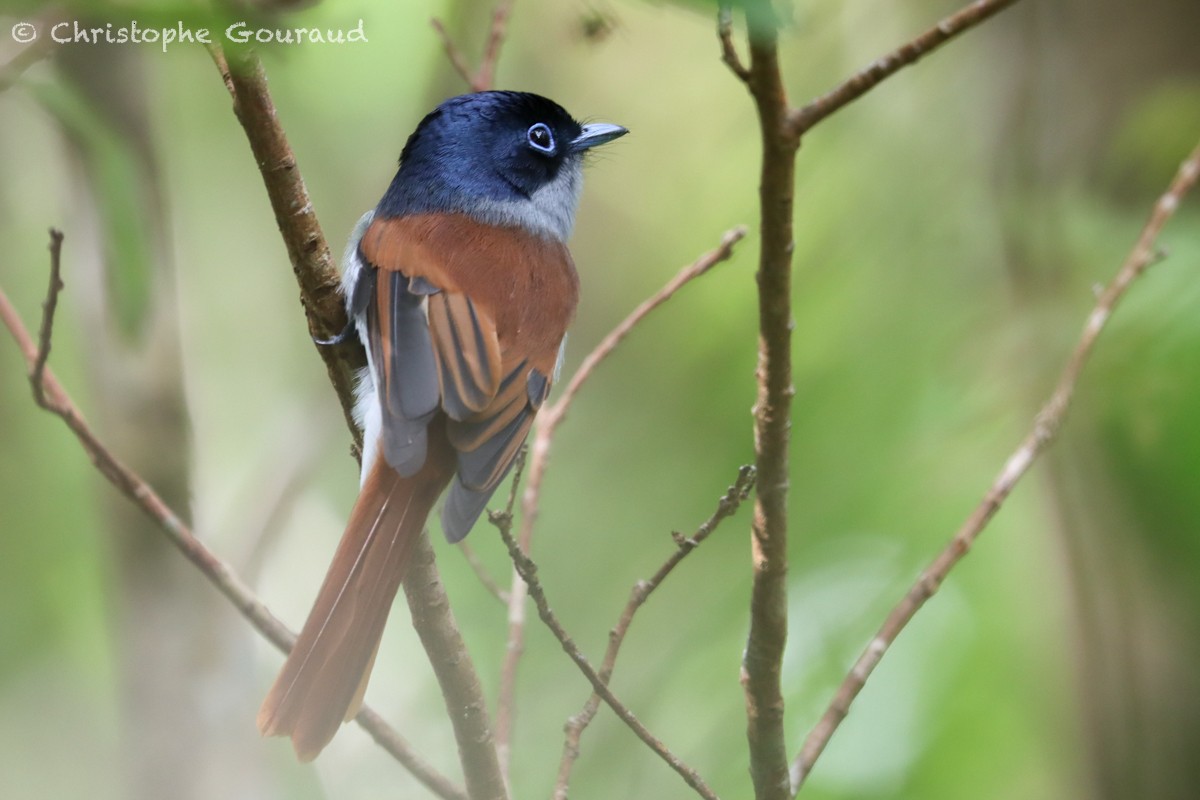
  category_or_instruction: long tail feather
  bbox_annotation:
[257,456,446,761]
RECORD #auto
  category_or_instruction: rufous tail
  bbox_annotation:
[257,457,445,761]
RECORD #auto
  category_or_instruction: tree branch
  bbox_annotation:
[718,5,750,84]
[429,19,478,89]
[476,0,515,92]
[790,137,1200,792]
[735,10,798,799]
[495,225,747,768]
[489,507,720,800]
[484,447,527,780]
[0,28,55,94]
[722,3,1031,794]
[553,465,757,799]
[458,541,510,605]
[0,238,467,800]
[549,225,748,429]
[490,229,748,793]
[788,0,1025,137]
[31,228,64,407]
[208,45,364,449]
[431,1,516,93]
[404,536,509,800]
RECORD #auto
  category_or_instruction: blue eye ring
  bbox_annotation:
[526,123,556,154]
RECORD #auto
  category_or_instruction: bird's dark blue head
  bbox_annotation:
[377,91,627,241]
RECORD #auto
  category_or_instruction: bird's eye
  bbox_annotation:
[526,123,556,154]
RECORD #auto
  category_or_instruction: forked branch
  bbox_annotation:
[431,1,516,92]
[554,466,757,799]
[489,506,721,800]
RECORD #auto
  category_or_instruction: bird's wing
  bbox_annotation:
[357,213,567,540]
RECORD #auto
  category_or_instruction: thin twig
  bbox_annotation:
[790,138,1200,792]
[476,0,515,92]
[0,30,55,93]
[0,244,467,800]
[496,568,526,779]
[430,19,478,88]
[788,0,1025,137]
[548,225,748,430]
[354,704,465,799]
[237,416,330,582]
[431,1,516,93]
[490,510,721,800]
[718,6,750,83]
[495,225,747,770]
[487,447,526,779]
[553,466,757,799]
[521,224,749,546]
[31,228,64,407]
[459,541,510,605]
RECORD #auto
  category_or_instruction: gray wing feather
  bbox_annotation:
[440,463,513,543]
[364,270,441,477]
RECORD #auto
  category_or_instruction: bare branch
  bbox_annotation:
[735,15,798,799]
[236,419,329,581]
[31,228,64,408]
[0,244,467,800]
[551,224,747,429]
[430,18,478,89]
[495,566,526,779]
[788,0,1025,137]
[791,137,1200,792]
[462,446,525,613]
[403,535,509,800]
[0,29,55,93]
[459,541,510,605]
[476,0,515,92]
[207,45,364,449]
[489,448,526,779]
[431,1,516,93]
[718,5,750,83]
[554,466,757,799]
[354,705,467,800]
[489,509,720,800]
[521,224,748,539]
[495,225,747,767]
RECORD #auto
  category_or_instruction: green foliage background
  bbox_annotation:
[1,1,1199,798]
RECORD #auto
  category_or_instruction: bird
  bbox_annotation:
[256,91,627,761]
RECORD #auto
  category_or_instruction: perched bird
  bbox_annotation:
[257,91,626,760]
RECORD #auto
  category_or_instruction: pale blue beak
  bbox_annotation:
[571,123,628,151]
